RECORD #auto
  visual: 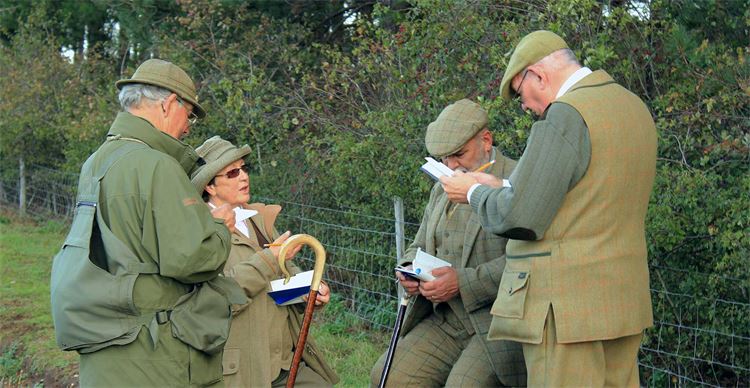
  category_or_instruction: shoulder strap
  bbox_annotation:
[76,138,149,204]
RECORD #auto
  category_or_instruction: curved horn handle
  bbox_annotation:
[277,234,326,291]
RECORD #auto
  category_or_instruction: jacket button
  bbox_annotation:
[229,363,236,369]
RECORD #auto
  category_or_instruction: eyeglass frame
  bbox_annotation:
[175,96,199,125]
[512,69,530,101]
[215,164,250,179]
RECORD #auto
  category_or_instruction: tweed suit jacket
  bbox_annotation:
[398,148,526,386]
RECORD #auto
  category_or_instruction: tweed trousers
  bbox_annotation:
[371,307,502,387]
[523,307,643,387]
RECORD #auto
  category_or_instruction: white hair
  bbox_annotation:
[537,48,581,70]
[118,84,172,111]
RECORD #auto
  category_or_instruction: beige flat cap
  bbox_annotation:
[425,99,488,157]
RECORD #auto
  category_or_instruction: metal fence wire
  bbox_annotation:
[1,165,747,387]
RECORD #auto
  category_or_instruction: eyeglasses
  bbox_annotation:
[512,69,530,100]
[176,97,199,125]
[216,165,249,179]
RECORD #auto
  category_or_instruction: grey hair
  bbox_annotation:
[537,48,581,69]
[118,83,172,111]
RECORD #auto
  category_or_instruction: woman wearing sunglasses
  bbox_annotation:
[191,136,338,387]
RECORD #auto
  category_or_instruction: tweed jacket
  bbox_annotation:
[221,203,339,387]
[399,148,526,386]
[486,70,657,344]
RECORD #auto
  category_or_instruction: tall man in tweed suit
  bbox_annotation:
[370,99,526,387]
[442,31,657,386]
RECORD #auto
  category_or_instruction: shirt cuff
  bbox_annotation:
[467,183,481,204]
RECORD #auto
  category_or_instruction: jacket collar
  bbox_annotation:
[106,112,202,175]
[231,203,282,249]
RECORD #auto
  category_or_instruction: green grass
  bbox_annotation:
[0,212,387,386]
[0,214,77,386]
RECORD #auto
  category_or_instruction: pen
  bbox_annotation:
[474,159,495,173]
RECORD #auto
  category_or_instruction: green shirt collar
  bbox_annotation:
[106,112,202,174]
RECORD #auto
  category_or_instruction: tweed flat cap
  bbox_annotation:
[425,99,488,157]
[116,59,207,119]
[500,30,569,100]
[191,136,252,192]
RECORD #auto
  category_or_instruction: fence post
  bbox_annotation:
[19,157,26,216]
[393,197,405,301]
[393,196,405,262]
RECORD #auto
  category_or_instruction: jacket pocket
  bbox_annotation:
[188,343,223,386]
[490,270,530,319]
[222,348,240,376]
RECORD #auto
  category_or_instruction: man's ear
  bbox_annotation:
[162,93,179,114]
[481,128,494,150]
[527,64,549,91]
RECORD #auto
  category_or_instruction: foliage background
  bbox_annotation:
[0,0,748,385]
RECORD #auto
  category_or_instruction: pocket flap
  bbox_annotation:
[222,348,240,375]
[490,270,530,319]
[506,271,529,295]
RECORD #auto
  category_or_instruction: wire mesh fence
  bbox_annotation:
[1,164,747,387]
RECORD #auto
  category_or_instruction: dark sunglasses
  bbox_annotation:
[216,165,249,179]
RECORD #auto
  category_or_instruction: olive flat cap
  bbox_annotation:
[116,59,207,119]
[425,99,488,157]
[500,30,569,100]
[191,136,252,193]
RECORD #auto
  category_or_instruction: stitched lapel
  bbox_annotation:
[427,188,451,253]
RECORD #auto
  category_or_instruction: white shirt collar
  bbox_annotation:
[556,67,592,98]
[207,202,257,238]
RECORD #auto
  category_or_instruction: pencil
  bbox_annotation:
[447,160,496,219]
[474,160,495,173]
[263,243,282,247]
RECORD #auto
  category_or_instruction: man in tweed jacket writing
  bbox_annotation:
[441,31,657,387]
[370,99,526,387]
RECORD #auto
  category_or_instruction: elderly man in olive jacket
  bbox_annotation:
[51,59,241,387]
[371,99,526,387]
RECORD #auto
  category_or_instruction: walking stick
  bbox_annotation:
[378,292,411,388]
[277,234,327,388]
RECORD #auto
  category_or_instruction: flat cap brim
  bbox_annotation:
[500,30,569,100]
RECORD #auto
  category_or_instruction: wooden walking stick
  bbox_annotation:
[378,291,410,388]
[277,234,327,388]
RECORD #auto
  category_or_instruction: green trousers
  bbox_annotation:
[80,324,223,387]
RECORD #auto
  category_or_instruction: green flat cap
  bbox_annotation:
[191,136,252,192]
[116,59,207,119]
[500,30,569,100]
[425,99,488,157]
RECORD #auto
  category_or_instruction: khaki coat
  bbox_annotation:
[221,203,339,387]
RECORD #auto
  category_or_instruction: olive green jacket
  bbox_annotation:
[77,112,232,387]
[222,203,339,387]
[398,149,526,386]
